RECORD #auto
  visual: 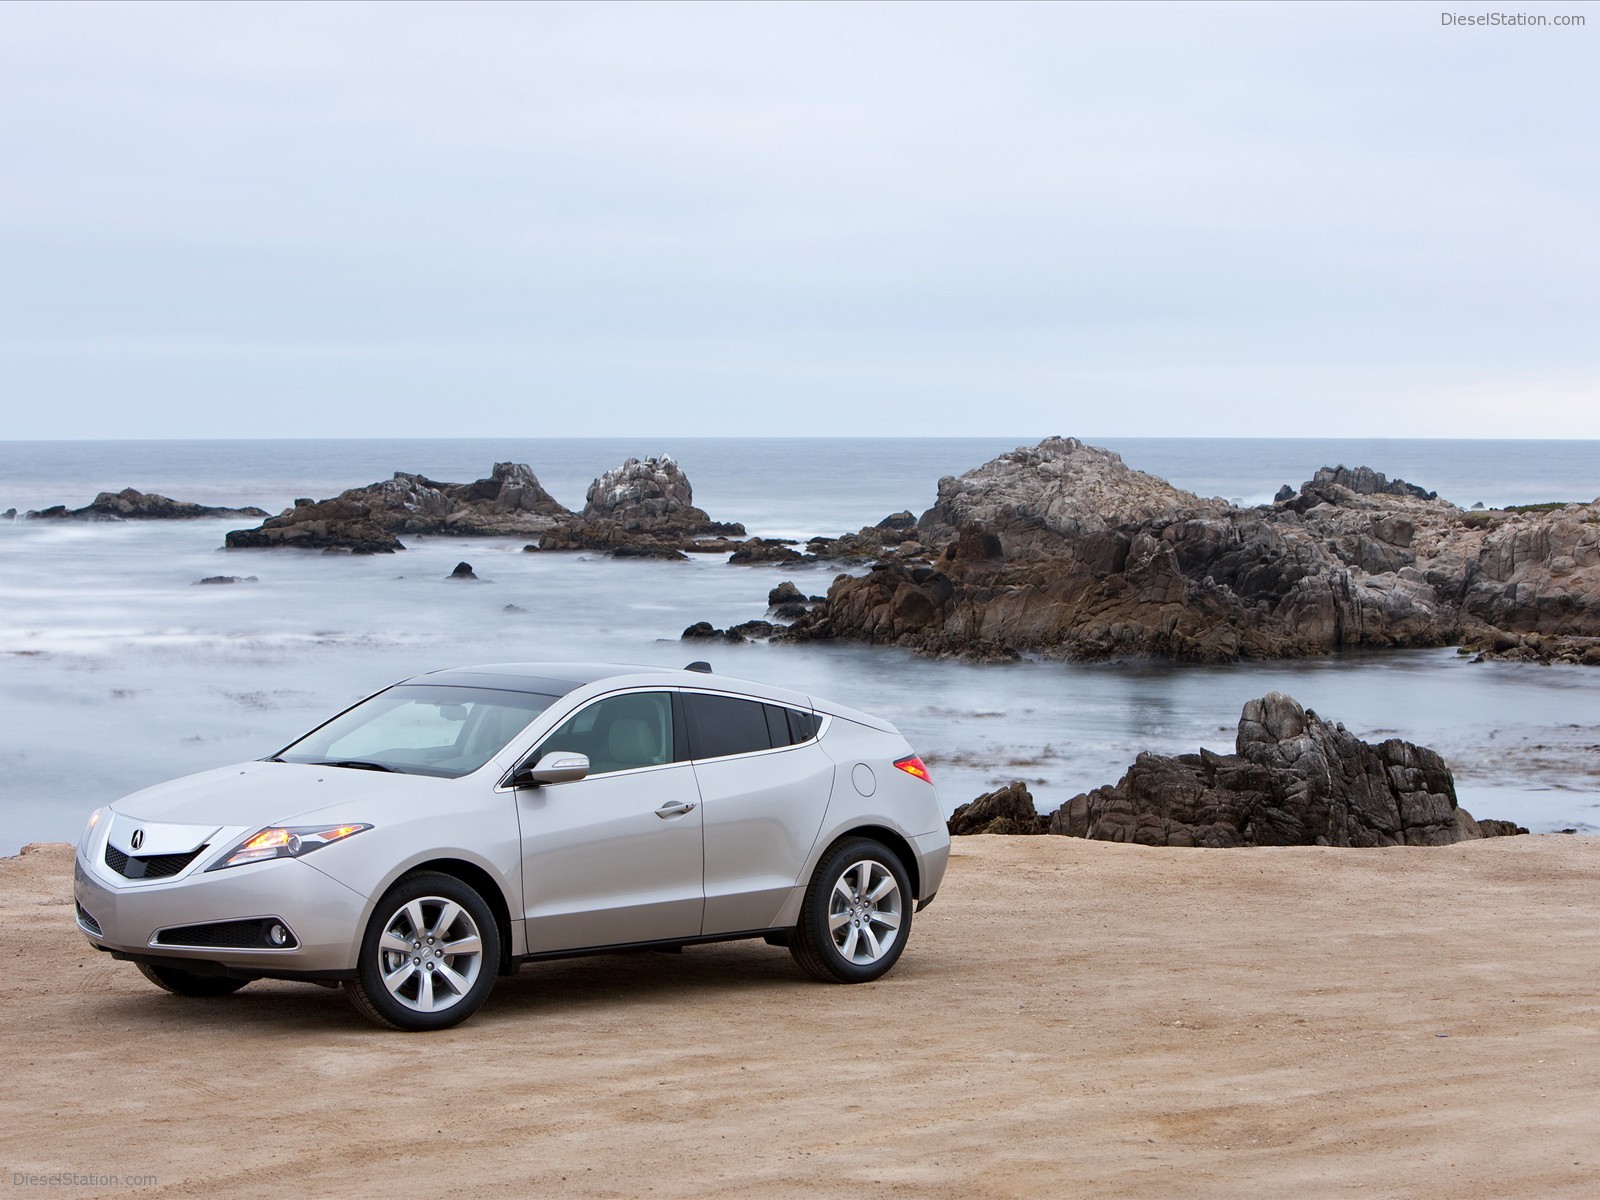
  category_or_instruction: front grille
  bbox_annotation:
[104,844,205,880]
[75,901,103,937]
[154,918,298,950]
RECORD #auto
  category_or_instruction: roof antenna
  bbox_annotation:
[684,661,712,674]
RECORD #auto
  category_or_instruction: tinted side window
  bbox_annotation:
[537,691,676,775]
[763,704,794,748]
[785,708,820,743]
[687,694,773,760]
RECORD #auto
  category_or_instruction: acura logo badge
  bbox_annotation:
[130,829,144,851]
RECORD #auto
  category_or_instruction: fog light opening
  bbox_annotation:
[268,923,289,947]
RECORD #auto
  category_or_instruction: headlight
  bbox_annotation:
[79,807,108,854]
[206,823,373,871]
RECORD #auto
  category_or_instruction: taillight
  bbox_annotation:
[894,754,933,783]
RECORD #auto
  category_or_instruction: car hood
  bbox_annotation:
[110,759,436,831]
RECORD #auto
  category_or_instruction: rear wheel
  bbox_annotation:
[136,962,251,997]
[343,872,500,1032]
[790,838,913,984]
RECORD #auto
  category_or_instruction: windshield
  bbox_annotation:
[275,684,560,778]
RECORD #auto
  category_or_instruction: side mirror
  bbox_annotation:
[511,751,590,788]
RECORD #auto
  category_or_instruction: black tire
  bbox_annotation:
[135,962,251,997]
[343,871,501,1032]
[790,837,913,984]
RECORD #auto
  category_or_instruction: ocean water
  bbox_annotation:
[2,437,1598,854]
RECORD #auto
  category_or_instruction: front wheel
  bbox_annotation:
[136,962,251,997]
[343,872,501,1032]
[790,838,913,984]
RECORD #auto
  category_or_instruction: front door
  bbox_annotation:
[515,690,704,952]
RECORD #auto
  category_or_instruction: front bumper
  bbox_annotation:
[74,844,370,978]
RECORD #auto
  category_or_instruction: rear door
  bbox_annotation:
[684,692,834,935]
[515,689,704,952]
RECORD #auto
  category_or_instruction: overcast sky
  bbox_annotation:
[1,0,1595,439]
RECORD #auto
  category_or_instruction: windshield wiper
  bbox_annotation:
[322,760,399,773]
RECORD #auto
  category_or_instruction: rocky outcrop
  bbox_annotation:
[917,436,1224,555]
[779,436,1600,663]
[581,455,744,537]
[804,525,932,563]
[1285,465,1437,506]
[1457,631,1600,666]
[27,489,268,521]
[225,463,570,553]
[728,538,803,564]
[947,781,1049,835]
[682,619,780,643]
[763,580,822,621]
[530,455,747,559]
[1039,693,1526,848]
[531,522,686,559]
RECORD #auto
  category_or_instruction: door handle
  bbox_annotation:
[655,801,697,818]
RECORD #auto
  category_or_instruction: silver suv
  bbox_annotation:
[74,662,950,1030]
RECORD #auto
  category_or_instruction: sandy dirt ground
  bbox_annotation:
[4,836,1597,1199]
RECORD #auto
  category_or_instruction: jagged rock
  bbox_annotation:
[1459,510,1600,634]
[1307,465,1436,501]
[1046,692,1526,847]
[773,437,1600,664]
[948,781,1049,835]
[448,561,478,580]
[3,508,15,519]
[226,463,571,552]
[918,436,1224,555]
[682,621,729,641]
[766,579,823,621]
[728,538,802,564]
[803,508,959,563]
[1458,631,1600,666]
[684,537,747,554]
[1273,485,1295,504]
[681,619,778,644]
[531,456,747,559]
[534,521,689,559]
[804,530,898,561]
[581,455,744,537]
[27,489,268,522]
[1476,819,1528,837]
[537,522,633,551]
[768,581,806,606]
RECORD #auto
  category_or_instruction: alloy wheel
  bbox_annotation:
[376,896,485,1014]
